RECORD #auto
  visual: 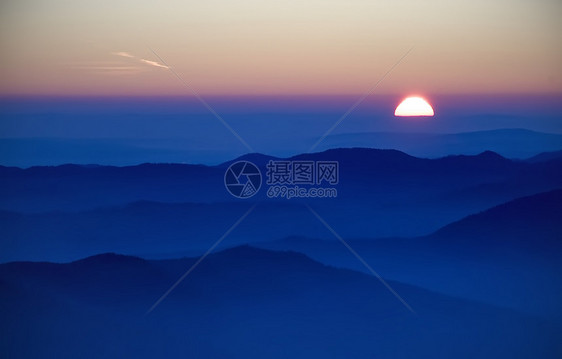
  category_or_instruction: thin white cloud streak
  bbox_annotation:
[112,51,135,58]
[72,51,170,76]
[139,58,169,69]
[111,51,169,69]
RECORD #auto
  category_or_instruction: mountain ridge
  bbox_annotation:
[1,243,560,358]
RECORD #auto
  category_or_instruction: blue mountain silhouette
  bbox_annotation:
[1,246,560,358]
[1,148,561,262]
[432,189,562,251]
[254,189,562,319]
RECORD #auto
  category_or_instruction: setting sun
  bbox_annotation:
[394,97,435,117]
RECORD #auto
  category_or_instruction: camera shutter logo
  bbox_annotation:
[224,161,262,198]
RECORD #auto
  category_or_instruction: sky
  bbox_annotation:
[1,0,561,166]
[1,0,561,96]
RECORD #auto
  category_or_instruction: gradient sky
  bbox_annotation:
[1,0,561,96]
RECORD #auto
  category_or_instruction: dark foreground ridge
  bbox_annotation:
[1,245,560,359]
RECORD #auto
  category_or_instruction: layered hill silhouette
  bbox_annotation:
[3,148,561,213]
[1,148,561,263]
[1,149,561,324]
[1,246,559,359]
[254,189,562,319]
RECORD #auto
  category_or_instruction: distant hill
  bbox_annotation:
[2,129,561,167]
[320,129,562,159]
[1,246,559,359]
[526,150,562,163]
[431,189,562,253]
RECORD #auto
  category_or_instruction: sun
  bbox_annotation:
[394,96,434,117]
